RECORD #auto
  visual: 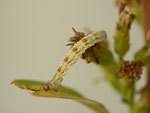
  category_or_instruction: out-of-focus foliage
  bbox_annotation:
[134,41,150,64]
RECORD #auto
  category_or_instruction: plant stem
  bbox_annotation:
[141,0,150,88]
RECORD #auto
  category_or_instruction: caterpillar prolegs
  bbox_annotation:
[44,30,107,91]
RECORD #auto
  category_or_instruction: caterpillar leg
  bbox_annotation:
[43,77,63,91]
[43,82,61,91]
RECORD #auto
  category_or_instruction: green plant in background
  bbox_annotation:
[11,0,150,113]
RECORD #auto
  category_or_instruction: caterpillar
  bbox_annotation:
[44,30,107,91]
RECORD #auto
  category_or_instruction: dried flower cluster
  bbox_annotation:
[117,10,135,29]
[66,27,85,47]
[117,60,144,81]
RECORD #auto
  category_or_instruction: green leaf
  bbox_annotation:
[114,26,130,58]
[11,79,109,113]
[11,79,45,91]
[134,41,150,65]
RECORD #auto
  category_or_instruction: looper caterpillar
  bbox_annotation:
[44,30,107,91]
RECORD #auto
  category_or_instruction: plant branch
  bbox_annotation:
[141,0,150,87]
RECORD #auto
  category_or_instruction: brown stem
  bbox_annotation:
[141,0,150,87]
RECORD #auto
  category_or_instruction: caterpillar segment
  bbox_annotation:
[44,30,107,91]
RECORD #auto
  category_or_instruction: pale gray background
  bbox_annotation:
[0,0,146,113]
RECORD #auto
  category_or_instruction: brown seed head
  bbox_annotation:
[117,60,144,81]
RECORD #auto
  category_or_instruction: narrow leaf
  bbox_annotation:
[11,79,109,113]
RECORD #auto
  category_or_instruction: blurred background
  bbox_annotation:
[0,0,146,113]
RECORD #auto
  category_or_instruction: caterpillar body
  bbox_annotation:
[44,30,107,91]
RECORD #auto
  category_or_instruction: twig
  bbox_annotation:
[141,0,150,88]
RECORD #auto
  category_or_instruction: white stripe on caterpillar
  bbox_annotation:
[44,30,107,90]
